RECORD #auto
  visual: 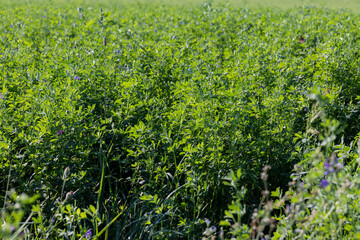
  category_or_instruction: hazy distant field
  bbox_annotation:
[3,0,360,10]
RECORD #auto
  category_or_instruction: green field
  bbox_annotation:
[3,0,360,9]
[1,0,360,239]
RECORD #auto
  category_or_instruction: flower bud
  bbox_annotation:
[64,191,74,202]
[63,166,70,180]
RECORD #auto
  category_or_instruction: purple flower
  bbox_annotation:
[74,76,79,80]
[43,16,46,18]
[285,204,290,214]
[57,130,64,136]
[324,161,330,169]
[154,29,157,33]
[210,226,217,232]
[320,179,329,188]
[324,156,341,175]
[259,85,264,89]
[85,230,92,239]
[0,93,4,100]
[204,218,211,226]
[117,50,121,54]
[10,24,13,28]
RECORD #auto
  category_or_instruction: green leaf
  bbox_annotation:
[344,224,353,232]
[89,205,96,214]
[219,220,230,226]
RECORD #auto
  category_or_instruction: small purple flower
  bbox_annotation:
[210,226,217,232]
[259,85,264,89]
[285,204,290,215]
[204,218,211,226]
[0,93,4,100]
[154,29,157,33]
[336,163,343,170]
[10,24,14,28]
[320,179,329,188]
[85,230,92,239]
[57,130,64,136]
[43,15,46,18]
[117,50,121,54]
[324,161,330,169]
[74,76,79,80]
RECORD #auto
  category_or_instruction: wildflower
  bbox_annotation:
[259,85,264,89]
[204,218,211,226]
[324,161,330,169]
[0,93,4,100]
[154,29,157,33]
[85,230,92,239]
[57,130,64,136]
[43,15,46,18]
[74,76,79,80]
[117,49,121,54]
[320,179,329,188]
[324,155,341,175]
[285,204,290,215]
[10,24,13,28]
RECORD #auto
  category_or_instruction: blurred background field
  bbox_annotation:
[2,0,360,10]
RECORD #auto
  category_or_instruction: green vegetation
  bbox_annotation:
[1,0,360,239]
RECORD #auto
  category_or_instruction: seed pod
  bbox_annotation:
[63,166,70,180]
[103,36,107,46]
[64,191,74,202]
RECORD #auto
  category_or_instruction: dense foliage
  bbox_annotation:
[1,1,359,239]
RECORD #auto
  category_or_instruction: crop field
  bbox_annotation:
[1,0,360,239]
